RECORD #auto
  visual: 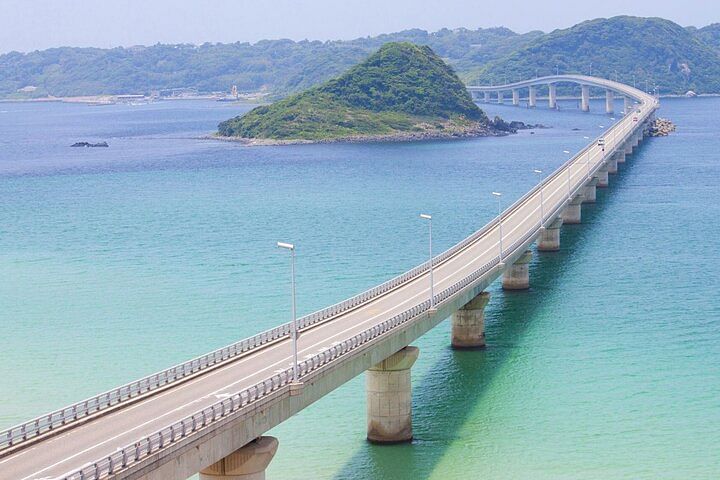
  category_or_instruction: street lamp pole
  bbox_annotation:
[492,192,503,261]
[277,241,299,382]
[533,169,545,229]
[420,214,434,308]
[563,150,572,200]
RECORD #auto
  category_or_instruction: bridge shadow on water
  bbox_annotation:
[330,148,645,480]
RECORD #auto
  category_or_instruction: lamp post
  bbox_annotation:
[419,214,434,308]
[533,169,545,229]
[563,150,572,200]
[277,241,299,382]
[492,192,503,261]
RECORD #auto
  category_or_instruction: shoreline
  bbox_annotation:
[205,124,516,146]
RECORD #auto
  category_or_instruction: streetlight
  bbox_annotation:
[419,214,434,308]
[563,150,572,200]
[492,192,503,262]
[277,241,299,383]
[533,169,545,229]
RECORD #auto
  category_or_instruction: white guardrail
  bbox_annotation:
[57,92,657,480]
[2,78,657,478]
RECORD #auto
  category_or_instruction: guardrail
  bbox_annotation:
[59,203,555,480]
[0,322,292,452]
[9,78,658,478]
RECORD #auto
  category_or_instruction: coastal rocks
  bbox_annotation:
[647,118,676,137]
[489,116,548,133]
[71,141,109,147]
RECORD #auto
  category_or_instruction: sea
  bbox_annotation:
[0,96,718,479]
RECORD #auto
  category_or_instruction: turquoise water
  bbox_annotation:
[1,97,718,478]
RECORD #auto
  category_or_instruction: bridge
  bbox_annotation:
[467,74,640,114]
[0,76,658,480]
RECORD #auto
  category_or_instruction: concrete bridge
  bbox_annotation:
[467,74,640,114]
[0,76,658,480]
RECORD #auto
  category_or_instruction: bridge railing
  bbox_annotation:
[59,208,559,480]
[3,85,656,456]
[0,321,292,452]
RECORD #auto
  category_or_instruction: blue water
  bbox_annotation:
[0,97,718,479]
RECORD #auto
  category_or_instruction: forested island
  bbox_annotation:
[2,16,720,100]
[216,43,514,144]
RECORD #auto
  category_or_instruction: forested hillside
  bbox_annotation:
[478,17,720,94]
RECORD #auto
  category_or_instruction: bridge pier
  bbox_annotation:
[624,141,633,155]
[624,96,633,114]
[561,195,583,224]
[595,165,609,188]
[607,155,618,174]
[367,346,419,444]
[615,150,626,164]
[582,177,598,203]
[605,90,614,114]
[548,84,557,109]
[484,91,490,103]
[529,86,537,107]
[581,85,590,112]
[512,89,520,106]
[502,250,533,290]
[451,292,490,348]
[537,217,563,251]
[497,91,504,104]
[199,437,278,480]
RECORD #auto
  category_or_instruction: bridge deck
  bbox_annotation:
[0,76,658,480]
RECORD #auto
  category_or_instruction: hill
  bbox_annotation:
[0,28,540,99]
[475,16,720,94]
[217,43,491,142]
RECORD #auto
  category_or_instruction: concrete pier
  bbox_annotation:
[562,195,583,224]
[199,437,278,480]
[451,292,490,349]
[512,89,520,106]
[367,346,419,444]
[548,84,557,109]
[484,91,490,103]
[581,85,590,112]
[625,142,633,155]
[607,155,618,174]
[529,86,537,107]
[497,91,504,104]
[502,250,533,290]
[537,217,563,251]
[616,150,626,164]
[595,165,609,188]
[606,90,614,114]
[624,96,633,114]
[582,178,598,203]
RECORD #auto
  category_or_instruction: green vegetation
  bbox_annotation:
[476,16,720,94]
[0,28,539,99]
[3,16,720,99]
[217,43,487,141]
[692,24,720,52]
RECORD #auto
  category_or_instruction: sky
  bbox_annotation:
[0,0,717,53]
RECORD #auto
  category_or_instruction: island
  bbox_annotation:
[216,42,518,144]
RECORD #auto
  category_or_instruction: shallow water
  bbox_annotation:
[0,97,717,479]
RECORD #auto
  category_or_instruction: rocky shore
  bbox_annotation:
[648,118,676,137]
[211,119,545,146]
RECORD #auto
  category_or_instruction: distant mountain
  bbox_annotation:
[477,16,720,94]
[0,28,540,99]
[3,17,720,99]
[217,43,491,142]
